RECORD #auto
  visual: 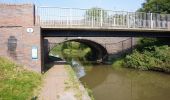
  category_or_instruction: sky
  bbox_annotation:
[1,0,145,12]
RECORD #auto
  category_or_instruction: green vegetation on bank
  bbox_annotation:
[112,57,125,68]
[113,0,170,73]
[83,84,95,100]
[0,57,42,100]
[112,38,170,73]
[50,41,92,62]
[64,65,83,99]
[64,65,93,100]
[125,45,170,72]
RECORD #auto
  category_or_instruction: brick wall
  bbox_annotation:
[0,4,35,27]
[45,37,138,61]
[45,37,135,54]
[0,4,42,72]
[0,26,42,72]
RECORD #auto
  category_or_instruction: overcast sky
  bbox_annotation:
[1,0,145,11]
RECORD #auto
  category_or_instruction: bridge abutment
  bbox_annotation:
[0,4,42,72]
[0,26,42,72]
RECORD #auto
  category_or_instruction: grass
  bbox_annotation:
[83,83,95,100]
[112,57,125,69]
[64,65,83,99]
[0,57,42,100]
[64,65,93,100]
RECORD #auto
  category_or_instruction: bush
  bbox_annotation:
[125,45,170,72]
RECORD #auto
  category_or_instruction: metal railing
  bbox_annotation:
[36,7,170,30]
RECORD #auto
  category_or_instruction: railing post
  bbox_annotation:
[92,16,94,27]
[100,9,103,27]
[134,12,136,28]
[168,14,170,29]
[67,9,69,26]
[151,13,153,28]
[113,17,116,26]
[127,12,130,28]
[69,8,72,27]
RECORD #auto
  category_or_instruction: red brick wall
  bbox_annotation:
[0,4,35,27]
[21,26,42,72]
[0,26,42,72]
[0,4,42,72]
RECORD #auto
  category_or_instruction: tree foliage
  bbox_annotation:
[139,0,170,13]
[50,42,92,61]
[85,7,107,21]
[117,0,170,73]
[125,45,170,71]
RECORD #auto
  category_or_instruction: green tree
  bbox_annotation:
[51,41,92,62]
[138,0,170,42]
[85,7,107,22]
[138,0,170,13]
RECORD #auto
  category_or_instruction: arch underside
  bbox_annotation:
[69,39,108,61]
[49,39,108,61]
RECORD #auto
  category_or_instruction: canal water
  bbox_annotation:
[72,62,170,100]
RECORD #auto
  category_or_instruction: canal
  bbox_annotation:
[72,63,170,100]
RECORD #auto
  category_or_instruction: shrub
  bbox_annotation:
[125,45,170,71]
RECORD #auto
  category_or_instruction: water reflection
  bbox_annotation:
[71,59,86,78]
[73,63,170,100]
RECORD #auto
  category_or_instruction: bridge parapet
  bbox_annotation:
[36,7,170,30]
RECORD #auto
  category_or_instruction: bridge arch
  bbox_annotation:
[47,38,108,62]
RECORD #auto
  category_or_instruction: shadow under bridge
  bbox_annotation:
[46,38,108,63]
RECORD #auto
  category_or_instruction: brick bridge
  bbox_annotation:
[0,4,170,72]
[44,37,135,63]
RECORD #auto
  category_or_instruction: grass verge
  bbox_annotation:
[112,57,125,69]
[64,65,83,99]
[83,83,94,100]
[64,65,92,100]
[0,57,42,100]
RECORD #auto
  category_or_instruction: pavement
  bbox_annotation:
[38,64,91,100]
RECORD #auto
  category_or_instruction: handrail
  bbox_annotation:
[36,7,170,30]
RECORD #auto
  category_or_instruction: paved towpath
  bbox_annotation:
[38,64,91,100]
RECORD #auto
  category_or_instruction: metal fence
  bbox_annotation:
[36,7,170,29]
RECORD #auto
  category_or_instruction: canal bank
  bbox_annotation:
[38,64,91,100]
